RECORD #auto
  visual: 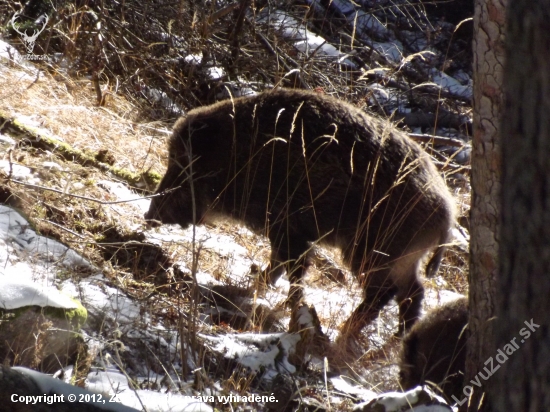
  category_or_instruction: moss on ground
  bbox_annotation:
[0,111,161,190]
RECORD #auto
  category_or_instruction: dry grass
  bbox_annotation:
[0,61,170,178]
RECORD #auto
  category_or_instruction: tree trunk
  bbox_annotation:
[493,1,550,410]
[462,1,506,411]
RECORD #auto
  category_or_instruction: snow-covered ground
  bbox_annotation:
[0,204,213,411]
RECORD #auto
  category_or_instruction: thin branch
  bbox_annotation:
[9,179,177,204]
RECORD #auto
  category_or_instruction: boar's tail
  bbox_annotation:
[425,244,446,278]
[426,245,446,278]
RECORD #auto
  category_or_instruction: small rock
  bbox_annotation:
[42,161,63,171]
[0,134,15,148]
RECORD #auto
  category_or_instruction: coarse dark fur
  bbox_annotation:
[145,89,456,335]
[399,297,468,401]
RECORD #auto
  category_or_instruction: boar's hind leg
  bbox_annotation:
[395,275,424,336]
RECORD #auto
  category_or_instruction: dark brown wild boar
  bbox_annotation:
[145,89,456,335]
[399,297,468,401]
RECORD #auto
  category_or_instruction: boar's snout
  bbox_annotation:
[144,192,192,227]
[144,196,167,226]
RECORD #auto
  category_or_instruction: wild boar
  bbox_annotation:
[145,88,456,335]
[399,297,468,401]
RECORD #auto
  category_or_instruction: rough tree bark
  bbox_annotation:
[493,1,550,410]
[462,1,506,411]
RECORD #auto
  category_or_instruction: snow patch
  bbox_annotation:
[0,279,79,310]
[353,386,452,411]
[0,205,92,269]
[0,160,36,182]
[201,332,299,379]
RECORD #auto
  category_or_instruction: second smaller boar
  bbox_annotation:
[399,297,468,401]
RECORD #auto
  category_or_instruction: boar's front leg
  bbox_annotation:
[267,228,312,307]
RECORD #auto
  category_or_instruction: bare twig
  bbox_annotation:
[37,218,87,239]
[230,0,251,65]
[10,179,177,204]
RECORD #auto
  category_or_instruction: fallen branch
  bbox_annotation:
[0,112,161,190]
